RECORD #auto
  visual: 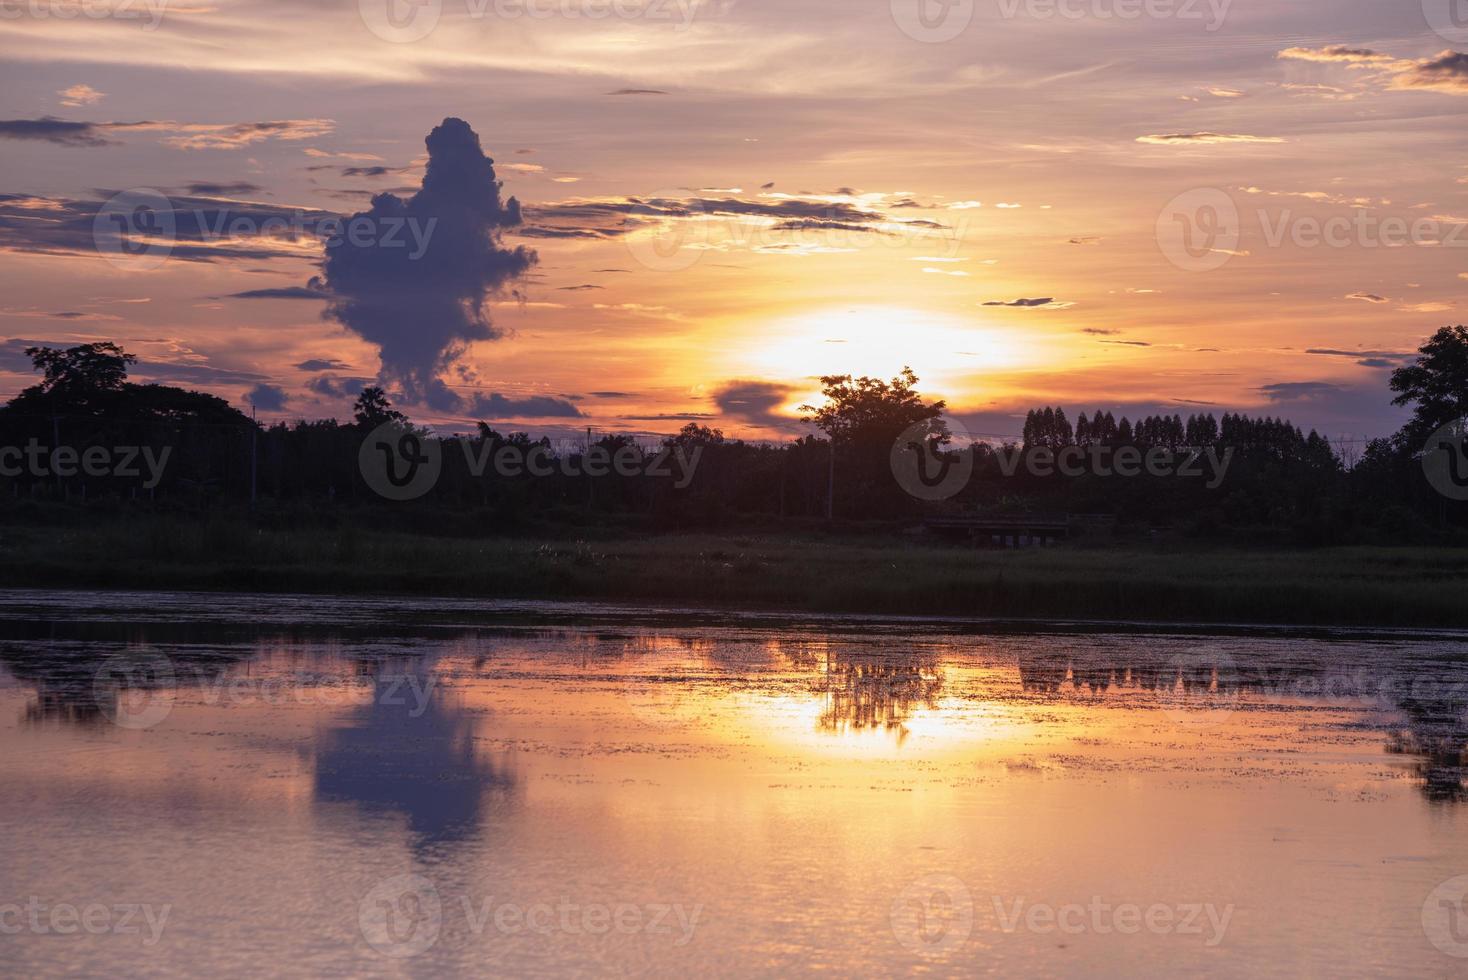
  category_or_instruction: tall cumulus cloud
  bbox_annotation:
[318,117,536,411]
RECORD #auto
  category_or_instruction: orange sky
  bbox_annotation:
[1,0,1466,441]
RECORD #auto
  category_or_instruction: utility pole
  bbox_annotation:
[250,407,258,506]
[826,436,835,521]
[52,414,62,497]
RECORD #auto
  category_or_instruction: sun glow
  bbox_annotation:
[742,306,1028,394]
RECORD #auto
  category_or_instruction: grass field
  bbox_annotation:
[4,516,1468,628]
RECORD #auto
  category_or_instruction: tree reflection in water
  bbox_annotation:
[781,641,945,744]
[1386,674,1468,804]
[1017,645,1468,805]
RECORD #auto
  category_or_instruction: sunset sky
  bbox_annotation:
[1,0,1466,443]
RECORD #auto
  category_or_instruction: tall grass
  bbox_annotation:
[4,517,1468,627]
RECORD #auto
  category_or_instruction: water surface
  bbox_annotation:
[1,590,1467,977]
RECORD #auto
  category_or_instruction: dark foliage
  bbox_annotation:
[2,337,1466,545]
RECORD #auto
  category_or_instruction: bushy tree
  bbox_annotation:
[24,342,135,393]
[1390,325,1468,442]
[802,367,948,517]
[353,386,406,429]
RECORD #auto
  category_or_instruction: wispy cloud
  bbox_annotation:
[1137,132,1285,145]
[58,84,105,108]
[0,116,334,149]
[981,297,1072,309]
[1279,47,1468,96]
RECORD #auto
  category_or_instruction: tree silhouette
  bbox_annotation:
[801,367,945,444]
[801,367,948,517]
[352,385,406,429]
[1390,325,1468,442]
[23,342,135,393]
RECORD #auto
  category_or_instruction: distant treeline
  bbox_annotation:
[2,334,1467,545]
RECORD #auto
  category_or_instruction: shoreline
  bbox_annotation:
[4,585,1468,641]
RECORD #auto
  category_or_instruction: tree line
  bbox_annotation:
[2,328,1467,544]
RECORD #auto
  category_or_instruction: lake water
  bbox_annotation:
[1,590,1467,977]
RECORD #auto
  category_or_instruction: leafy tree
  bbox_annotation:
[353,386,406,428]
[670,423,725,449]
[801,367,946,445]
[24,342,135,393]
[1390,325,1468,442]
[801,367,948,517]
